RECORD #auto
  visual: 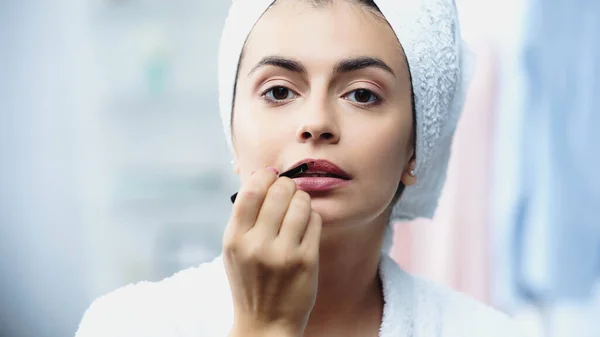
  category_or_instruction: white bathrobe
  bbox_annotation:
[75,254,522,336]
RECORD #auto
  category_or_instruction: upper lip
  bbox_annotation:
[286,158,351,180]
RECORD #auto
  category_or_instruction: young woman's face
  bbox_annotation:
[232,0,415,227]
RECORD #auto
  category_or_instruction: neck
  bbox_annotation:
[304,212,389,334]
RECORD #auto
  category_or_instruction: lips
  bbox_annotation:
[286,159,351,180]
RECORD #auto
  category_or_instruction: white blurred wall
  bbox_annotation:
[0,1,234,336]
[0,2,89,336]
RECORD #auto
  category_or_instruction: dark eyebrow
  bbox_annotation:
[334,57,395,77]
[247,55,395,77]
[248,56,307,76]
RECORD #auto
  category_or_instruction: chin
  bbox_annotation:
[309,198,345,226]
[309,194,391,229]
[309,197,370,228]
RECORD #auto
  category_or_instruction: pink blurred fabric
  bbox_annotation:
[391,43,498,304]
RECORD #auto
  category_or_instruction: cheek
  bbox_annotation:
[361,119,409,165]
[231,105,287,177]
[351,119,411,197]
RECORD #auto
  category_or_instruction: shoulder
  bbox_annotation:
[379,255,523,337]
[410,273,523,337]
[75,255,233,337]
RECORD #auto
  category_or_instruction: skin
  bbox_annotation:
[224,1,417,336]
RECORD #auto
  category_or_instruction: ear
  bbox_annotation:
[400,158,417,187]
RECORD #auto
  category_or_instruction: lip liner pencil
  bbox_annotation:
[230,162,313,204]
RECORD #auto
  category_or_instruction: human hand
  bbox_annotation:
[223,167,322,337]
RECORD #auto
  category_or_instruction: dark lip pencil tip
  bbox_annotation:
[230,161,314,204]
[279,162,310,178]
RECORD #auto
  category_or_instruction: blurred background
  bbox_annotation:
[1,0,599,336]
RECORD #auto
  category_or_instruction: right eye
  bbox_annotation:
[262,86,298,102]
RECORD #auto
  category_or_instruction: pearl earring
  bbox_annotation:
[409,169,416,177]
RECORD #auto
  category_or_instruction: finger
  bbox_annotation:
[278,190,312,244]
[229,168,278,233]
[252,177,297,238]
[301,211,322,254]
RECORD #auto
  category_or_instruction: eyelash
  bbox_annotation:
[261,86,383,107]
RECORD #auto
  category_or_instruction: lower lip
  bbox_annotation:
[292,177,350,192]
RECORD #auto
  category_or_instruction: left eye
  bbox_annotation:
[263,86,298,101]
[344,89,380,105]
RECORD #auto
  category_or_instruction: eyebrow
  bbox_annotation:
[334,56,395,77]
[248,56,307,76]
[248,56,396,77]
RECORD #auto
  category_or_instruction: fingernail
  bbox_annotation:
[267,166,279,175]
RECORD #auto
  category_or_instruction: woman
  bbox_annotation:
[76,0,521,336]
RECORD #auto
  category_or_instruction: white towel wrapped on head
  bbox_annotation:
[218,0,474,251]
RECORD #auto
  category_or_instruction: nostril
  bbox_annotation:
[322,132,334,140]
[301,131,312,139]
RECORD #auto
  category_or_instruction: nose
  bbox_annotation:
[296,101,340,144]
